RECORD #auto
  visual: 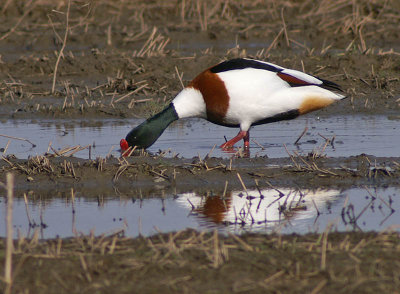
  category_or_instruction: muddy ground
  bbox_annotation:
[1,230,400,293]
[1,154,400,198]
[1,0,400,119]
[1,0,400,293]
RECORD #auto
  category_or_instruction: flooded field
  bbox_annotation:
[1,115,400,159]
[2,187,399,239]
[1,0,400,293]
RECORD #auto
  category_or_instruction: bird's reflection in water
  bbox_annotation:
[220,146,250,158]
[178,188,341,232]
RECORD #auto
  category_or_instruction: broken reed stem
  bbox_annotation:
[222,180,228,198]
[312,199,320,216]
[114,84,148,103]
[0,134,36,147]
[213,229,219,268]
[175,66,185,89]
[283,143,300,169]
[122,145,137,157]
[204,144,216,160]
[180,0,186,22]
[236,173,248,197]
[107,23,112,46]
[0,0,35,41]
[311,279,328,294]
[280,8,290,47]
[51,0,71,94]
[5,173,14,292]
[23,193,33,227]
[301,59,306,73]
[294,126,308,145]
[3,140,11,155]
[321,225,331,271]
[266,27,284,55]
[251,138,265,150]
[1,0,15,14]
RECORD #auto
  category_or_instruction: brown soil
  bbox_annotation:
[1,0,400,293]
[1,0,400,120]
[1,230,400,294]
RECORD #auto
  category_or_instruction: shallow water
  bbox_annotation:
[1,115,399,159]
[1,187,398,239]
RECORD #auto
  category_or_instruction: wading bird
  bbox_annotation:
[120,58,345,153]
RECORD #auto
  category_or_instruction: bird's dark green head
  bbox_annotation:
[125,120,159,149]
[122,103,178,150]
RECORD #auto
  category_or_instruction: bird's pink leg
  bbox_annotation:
[243,131,250,149]
[220,130,248,149]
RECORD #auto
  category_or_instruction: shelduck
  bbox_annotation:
[176,188,340,227]
[120,58,345,153]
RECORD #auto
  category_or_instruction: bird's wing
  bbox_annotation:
[209,58,283,73]
[277,69,343,92]
[210,58,343,92]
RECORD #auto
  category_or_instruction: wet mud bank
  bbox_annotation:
[2,154,400,196]
[1,1,400,121]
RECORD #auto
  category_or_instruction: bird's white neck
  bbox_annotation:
[172,87,206,119]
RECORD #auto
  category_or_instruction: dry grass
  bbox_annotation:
[3,0,400,53]
[51,0,71,94]
[283,144,339,176]
[132,27,170,58]
[0,229,399,293]
[1,0,399,120]
[0,173,14,294]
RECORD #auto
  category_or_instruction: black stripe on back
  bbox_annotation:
[210,58,283,74]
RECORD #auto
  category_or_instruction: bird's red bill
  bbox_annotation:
[120,139,129,151]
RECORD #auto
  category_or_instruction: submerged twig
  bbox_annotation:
[294,125,308,145]
[0,134,36,147]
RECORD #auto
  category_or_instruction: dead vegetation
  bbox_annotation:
[0,229,399,293]
[1,151,399,195]
[0,0,399,118]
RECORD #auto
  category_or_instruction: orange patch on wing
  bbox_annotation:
[188,69,229,124]
[299,96,334,115]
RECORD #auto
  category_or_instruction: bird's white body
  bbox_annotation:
[173,60,345,133]
[220,68,343,131]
